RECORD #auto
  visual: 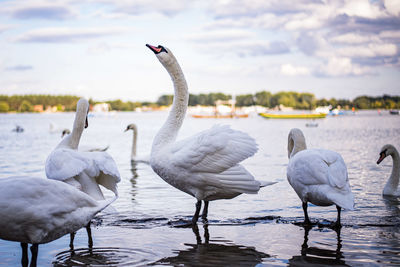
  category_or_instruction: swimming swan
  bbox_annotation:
[124,123,150,164]
[286,128,354,227]
[377,144,399,196]
[146,44,274,224]
[45,98,120,246]
[0,176,116,267]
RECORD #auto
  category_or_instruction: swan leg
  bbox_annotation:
[21,243,28,267]
[192,200,202,224]
[302,202,311,225]
[332,205,342,229]
[86,222,93,248]
[29,244,38,267]
[69,232,75,250]
[201,201,209,222]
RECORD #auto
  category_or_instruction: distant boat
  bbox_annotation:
[12,125,24,132]
[192,113,249,119]
[259,113,326,119]
[390,110,399,115]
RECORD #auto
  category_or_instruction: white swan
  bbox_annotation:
[377,144,400,196]
[45,98,120,246]
[286,128,354,227]
[0,176,116,267]
[124,123,150,164]
[146,44,274,224]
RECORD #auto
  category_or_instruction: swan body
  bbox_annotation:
[147,44,272,223]
[46,98,120,200]
[287,128,354,226]
[0,176,116,266]
[377,144,400,196]
[124,123,150,164]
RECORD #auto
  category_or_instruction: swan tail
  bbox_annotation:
[259,181,278,188]
[96,195,118,213]
[207,164,262,194]
[328,191,355,211]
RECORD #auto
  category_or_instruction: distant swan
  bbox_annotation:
[124,123,150,164]
[45,98,120,246]
[0,176,116,267]
[146,44,274,224]
[377,144,399,196]
[286,128,354,227]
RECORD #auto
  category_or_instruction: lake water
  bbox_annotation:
[0,110,399,266]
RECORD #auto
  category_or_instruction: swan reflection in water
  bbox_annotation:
[153,224,270,266]
[289,226,348,266]
[53,246,154,266]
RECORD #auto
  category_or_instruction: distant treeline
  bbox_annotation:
[0,92,399,113]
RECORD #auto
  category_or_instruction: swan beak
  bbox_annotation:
[85,116,88,128]
[124,128,129,132]
[146,44,166,54]
[377,152,386,164]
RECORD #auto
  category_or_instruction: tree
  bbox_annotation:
[255,91,272,107]
[157,95,174,106]
[0,101,9,112]
[19,100,33,112]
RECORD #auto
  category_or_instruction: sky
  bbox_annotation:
[0,0,399,102]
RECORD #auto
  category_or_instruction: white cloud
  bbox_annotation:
[186,29,254,43]
[317,57,374,76]
[330,33,380,44]
[338,43,397,58]
[339,0,384,19]
[384,0,400,16]
[280,64,310,76]
[14,26,130,43]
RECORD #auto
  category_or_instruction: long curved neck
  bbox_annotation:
[131,127,137,159]
[384,149,400,195]
[57,111,85,150]
[289,136,307,158]
[152,57,188,152]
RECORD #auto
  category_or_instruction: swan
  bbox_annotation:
[0,176,116,267]
[377,144,400,196]
[286,128,354,227]
[146,44,274,224]
[124,123,150,164]
[45,98,120,246]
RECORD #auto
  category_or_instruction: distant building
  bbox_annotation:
[92,103,111,112]
[33,105,43,112]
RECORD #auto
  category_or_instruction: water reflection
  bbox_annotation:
[289,226,348,266]
[153,224,270,266]
[129,161,139,200]
[53,247,155,266]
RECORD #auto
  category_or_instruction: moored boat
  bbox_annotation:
[258,112,326,119]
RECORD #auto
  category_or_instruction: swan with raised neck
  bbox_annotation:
[57,98,89,150]
[146,44,188,154]
[377,144,400,196]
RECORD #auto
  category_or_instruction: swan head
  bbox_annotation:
[377,144,397,164]
[288,128,307,158]
[124,123,137,132]
[146,44,175,68]
[61,129,71,138]
[76,98,89,129]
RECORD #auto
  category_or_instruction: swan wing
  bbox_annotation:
[288,149,348,189]
[80,151,121,194]
[45,148,91,181]
[171,125,258,173]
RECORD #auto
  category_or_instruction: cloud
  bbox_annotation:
[315,57,375,77]
[0,1,76,20]
[99,0,189,17]
[0,25,14,34]
[186,28,289,57]
[5,65,33,71]
[14,27,129,43]
[280,64,310,76]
